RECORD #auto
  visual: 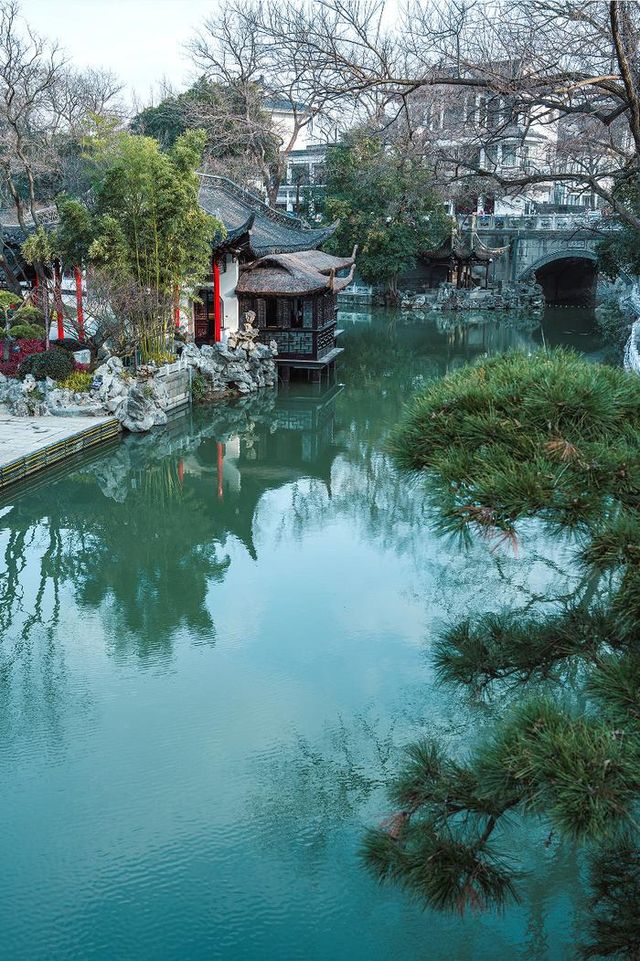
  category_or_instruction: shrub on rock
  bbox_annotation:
[60,370,92,392]
[18,347,74,382]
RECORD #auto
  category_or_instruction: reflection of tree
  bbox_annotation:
[247,707,585,955]
[74,468,231,658]
[582,838,640,959]
[0,389,348,665]
[0,457,234,663]
[0,496,96,670]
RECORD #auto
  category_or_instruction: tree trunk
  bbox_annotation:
[74,266,85,342]
[36,264,50,350]
[0,253,22,295]
[385,275,400,305]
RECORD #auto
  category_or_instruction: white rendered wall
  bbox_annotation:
[220,254,239,332]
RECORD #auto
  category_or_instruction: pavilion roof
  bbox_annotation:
[0,205,58,245]
[236,247,357,297]
[198,175,338,257]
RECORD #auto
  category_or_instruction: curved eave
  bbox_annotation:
[249,221,340,258]
[236,262,356,298]
[331,264,356,292]
[212,214,255,252]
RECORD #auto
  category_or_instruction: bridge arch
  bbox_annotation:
[518,249,598,307]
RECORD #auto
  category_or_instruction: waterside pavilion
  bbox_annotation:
[197,176,356,383]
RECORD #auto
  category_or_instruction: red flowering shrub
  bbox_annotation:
[0,338,45,378]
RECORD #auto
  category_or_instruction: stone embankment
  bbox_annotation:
[0,332,278,433]
[400,281,544,313]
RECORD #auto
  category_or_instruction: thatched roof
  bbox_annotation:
[199,175,338,257]
[236,247,357,297]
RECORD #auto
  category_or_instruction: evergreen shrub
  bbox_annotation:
[60,371,92,392]
[366,349,640,952]
[18,348,74,382]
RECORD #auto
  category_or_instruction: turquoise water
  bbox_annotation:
[0,309,602,960]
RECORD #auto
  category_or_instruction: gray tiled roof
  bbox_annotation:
[198,175,337,257]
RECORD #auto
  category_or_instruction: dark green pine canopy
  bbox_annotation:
[365,349,640,952]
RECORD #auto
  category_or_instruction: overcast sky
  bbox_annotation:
[21,0,218,104]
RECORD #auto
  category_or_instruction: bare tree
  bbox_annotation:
[188,0,341,205]
[70,268,173,364]
[0,1,122,313]
[250,0,640,226]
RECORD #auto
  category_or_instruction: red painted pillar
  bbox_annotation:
[54,261,64,341]
[213,258,221,343]
[177,458,184,486]
[216,441,224,499]
[173,284,181,330]
[74,266,85,342]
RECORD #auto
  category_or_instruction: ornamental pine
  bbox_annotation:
[365,350,640,956]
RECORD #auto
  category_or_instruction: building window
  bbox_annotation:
[290,297,304,328]
[265,299,278,327]
[303,299,314,328]
[502,144,516,167]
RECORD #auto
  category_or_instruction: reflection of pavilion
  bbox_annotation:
[181,385,344,558]
[435,313,540,359]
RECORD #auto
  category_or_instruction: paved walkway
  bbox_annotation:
[0,410,120,490]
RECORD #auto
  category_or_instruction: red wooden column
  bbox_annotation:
[74,266,85,341]
[173,284,180,330]
[212,257,221,342]
[54,262,64,341]
[216,441,224,499]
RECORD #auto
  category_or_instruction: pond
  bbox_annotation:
[0,308,606,961]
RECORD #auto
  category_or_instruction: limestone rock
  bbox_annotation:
[119,384,157,432]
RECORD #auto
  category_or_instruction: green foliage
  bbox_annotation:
[0,289,21,339]
[390,349,640,536]
[369,349,640,937]
[191,371,207,402]
[55,196,96,267]
[0,290,20,312]
[21,227,58,267]
[597,179,640,279]
[435,607,614,692]
[0,292,42,341]
[581,838,640,959]
[362,823,520,913]
[60,370,92,392]
[12,304,42,323]
[323,131,451,294]
[131,77,279,161]
[143,350,174,366]
[88,130,223,294]
[8,323,45,339]
[18,348,74,381]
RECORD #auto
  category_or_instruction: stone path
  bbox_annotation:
[0,410,120,490]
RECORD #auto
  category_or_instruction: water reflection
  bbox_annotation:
[0,389,349,665]
[0,308,605,961]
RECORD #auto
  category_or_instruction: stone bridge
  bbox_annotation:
[458,212,605,306]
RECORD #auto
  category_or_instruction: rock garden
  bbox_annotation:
[0,316,278,433]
